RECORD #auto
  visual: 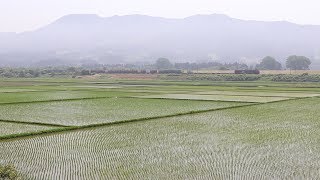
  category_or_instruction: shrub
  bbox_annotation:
[271,74,320,82]
[182,74,320,82]
[0,165,20,180]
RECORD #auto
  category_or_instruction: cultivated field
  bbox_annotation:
[194,69,320,74]
[1,78,320,179]
[136,93,291,103]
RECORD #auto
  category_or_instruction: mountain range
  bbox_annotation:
[1,14,320,67]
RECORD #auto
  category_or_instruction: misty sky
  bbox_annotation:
[1,0,320,32]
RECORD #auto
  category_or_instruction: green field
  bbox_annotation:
[0,90,150,104]
[0,122,58,138]
[136,93,291,102]
[1,78,320,179]
[0,98,248,126]
[193,90,320,97]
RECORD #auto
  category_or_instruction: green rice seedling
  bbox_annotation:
[0,98,250,126]
[192,91,320,98]
[135,94,291,103]
[0,91,146,104]
[1,98,320,179]
[0,121,61,139]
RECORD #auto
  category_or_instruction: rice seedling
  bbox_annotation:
[135,94,291,103]
[0,98,250,126]
[0,121,58,138]
[0,90,146,104]
[0,88,42,93]
[1,79,320,179]
[1,98,319,179]
[192,91,320,98]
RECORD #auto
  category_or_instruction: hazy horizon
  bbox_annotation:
[1,0,320,32]
[1,0,320,68]
[3,13,320,34]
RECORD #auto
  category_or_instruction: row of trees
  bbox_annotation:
[256,55,311,70]
[155,58,248,70]
[0,67,96,78]
[0,55,312,78]
[156,55,311,71]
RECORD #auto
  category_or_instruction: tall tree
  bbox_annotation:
[257,56,282,70]
[155,58,173,69]
[286,55,311,70]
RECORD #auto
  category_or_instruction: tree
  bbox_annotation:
[256,56,282,70]
[286,55,311,70]
[81,70,90,75]
[155,58,173,70]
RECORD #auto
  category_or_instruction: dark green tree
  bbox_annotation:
[81,70,90,75]
[286,55,311,70]
[155,58,173,70]
[257,56,282,70]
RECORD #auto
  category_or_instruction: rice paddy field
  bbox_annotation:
[1,78,320,179]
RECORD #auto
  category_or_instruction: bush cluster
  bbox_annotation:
[271,73,320,82]
[173,73,320,82]
[0,165,20,180]
[0,67,81,78]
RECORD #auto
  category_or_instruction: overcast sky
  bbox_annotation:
[1,0,319,32]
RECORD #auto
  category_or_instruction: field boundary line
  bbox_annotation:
[125,96,291,103]
[114,80,320,88]
[0,103,258,141]
[0,89,110,94]
[188,92,320,98]
[113,90,313,98]
[0,90,49,94]
[0,119,72,128]
[0,96,114,106]
[0,127,76,141]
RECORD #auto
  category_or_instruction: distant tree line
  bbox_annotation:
[155,58,249,70]
[157,55,311,71]
[157,55,312,71]
[256,55,311,70]
[0,55,312,78]
[170,73,320,82]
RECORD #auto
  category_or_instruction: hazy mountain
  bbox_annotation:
[1,14,320,67]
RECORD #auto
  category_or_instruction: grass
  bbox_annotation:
[1,98,320,179]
